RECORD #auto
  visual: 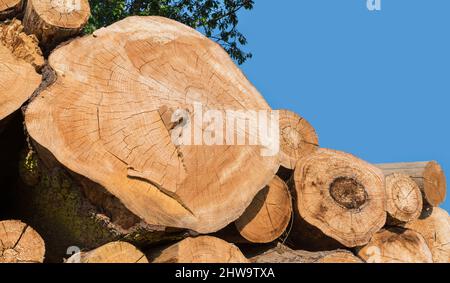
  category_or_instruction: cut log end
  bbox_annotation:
[292,149,386,248]
[385,173,423,223]
[357,227,433,263]
[0,0,23,20]
[67,242,148,263]
[23,0,91,49]
[235,176,292,243]
[152,236,249,263]
[278,110,318,170]
[0,220,45,263]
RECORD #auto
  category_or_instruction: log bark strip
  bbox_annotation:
[385,173,422,223]
[290,149,386,248]
[25,16,279,235]
[0,0,23,20]
[0,220,45,263]
[151,236,249,263]
[235,176,292,243]
[402,207,450,263]
[278,110,318,170]
[23,0,90,50]
[357,227,433,263]
[376,161,446,207]
[66,241,148,263]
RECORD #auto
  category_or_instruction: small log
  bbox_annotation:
[0,220,45,263]
[23,0,90,50]
[235,176,292,243]
[402,207,450,263]
[290,149,386,248]
[151,236,249,263]
[278,110,318,170]
[66,241,148,263]
[249,243,362,263]
[376,161,446,207]
[357,227,433,263]
[0,0,23,20]
[385,173,422,223]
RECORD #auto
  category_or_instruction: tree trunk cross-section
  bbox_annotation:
[376,161,446,207]
[66,241,148,263]
[151,236,249,263]
[25,16,279,234]
[0,220,45,263]
[278,110,318,170]
[357,227,433,263]
[385,173,423,223]
[0,0,22,20]
[235,175,292,243]
[23,0,90,50]
[292,149,386,248]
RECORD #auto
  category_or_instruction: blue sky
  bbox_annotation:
[237,0,449,211]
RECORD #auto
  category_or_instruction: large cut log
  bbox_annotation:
[402,207,450,263]
[278,110,318,170]
[0,220,45,263]
[235,176,292,243]
[23,0,90,50]
[66,241,148,263]
[0,0,23,20]
[357,227,433,263]
[249,243,362,263]
[0,21,43,126]
[385,173,423,223]
[376,161,446,207]
[289,149,386,248]
[24,16,279,244]
[151,236,249,263]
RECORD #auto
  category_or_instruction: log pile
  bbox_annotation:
[0,1,448,263]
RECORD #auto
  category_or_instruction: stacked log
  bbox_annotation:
[0,0,23,20]
[66,241,148,263]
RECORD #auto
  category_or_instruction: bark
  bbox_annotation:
[402,207,450,263]
[278,110,318,170]
[289,149,386,248]
[0,0,23,20]
[385,173,423,224]
[66,241,148,263]
[235,176,292,243]
[150,236,249,263]
[22,0,90,51]
[376,161,446,207]
[0,220,45,263]
[357,227,433,263]
[24,16,279,236]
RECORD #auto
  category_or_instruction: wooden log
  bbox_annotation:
[0,220,45,263]
[402,207,450,263]
[249,243,362,263]
[278,110,318,170]
[376,161,446,207]
[385,173,422,223]
[290,149,386,248]
[235,176,292,243]
[357,227,433,263]
[0,28,41,126]
[0,0,23,20]
[66,241,148,263]
[24,16,279,239]
[151,236,249,263]
[23,0,90,50]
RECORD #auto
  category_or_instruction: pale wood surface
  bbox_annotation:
[0,0,22,20]
[67,241,148,263]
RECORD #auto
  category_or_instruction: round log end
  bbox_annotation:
[235,176,292,243]
[386,173,423,223]
[294,149,386,248]
[279,110,318,170]
[0,0,22,20]
[316,251,363,263]
[67,241,148,263]
[423,161,446,206]
[0,220,45,263]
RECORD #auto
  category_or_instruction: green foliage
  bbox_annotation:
[84,0,254,64]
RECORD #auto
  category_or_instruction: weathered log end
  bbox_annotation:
[0,0,23,20]
[66,241,148,263]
